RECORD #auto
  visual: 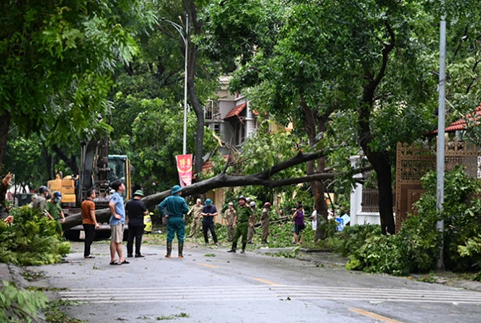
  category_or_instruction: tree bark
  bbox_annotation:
[51,144,79,175]
[300,97,332,240]
[183,0,205,176]
[357,25,395,234]
[356,21,396,235]
[0,110,11,176]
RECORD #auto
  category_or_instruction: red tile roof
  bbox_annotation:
[224,102,247,119]
[432,104,481,134]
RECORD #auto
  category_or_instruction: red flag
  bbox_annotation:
[176,154,193,187]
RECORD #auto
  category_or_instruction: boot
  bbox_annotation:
[165,242,172,258]
[240,243,247,253]
[178,242,184,258]
[227,242,237,253]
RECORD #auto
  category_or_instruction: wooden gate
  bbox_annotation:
[395,139,481,232]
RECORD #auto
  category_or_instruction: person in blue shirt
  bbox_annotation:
[108,180,129,265]
[158,185,189,258]
[201,199,218,245]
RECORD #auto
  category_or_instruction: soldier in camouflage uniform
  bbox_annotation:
[227,196,254,253]
[261,202,271,244]
[247,200,256,244]
[187,199,203,238]
[223,202,236,242]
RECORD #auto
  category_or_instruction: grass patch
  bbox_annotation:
[156,312,190,320]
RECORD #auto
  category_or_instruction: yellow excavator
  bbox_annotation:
[48,136,132,240]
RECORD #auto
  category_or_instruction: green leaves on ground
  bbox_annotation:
[0,206,70,266]
[0,281,48,323]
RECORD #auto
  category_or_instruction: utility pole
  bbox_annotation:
[436,2,446,270]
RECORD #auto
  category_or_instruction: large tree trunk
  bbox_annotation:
[0,110,11,176]
[359,92,395,235]
[300,98,331,240]
[183,0,204,176]
[357,21,396,235]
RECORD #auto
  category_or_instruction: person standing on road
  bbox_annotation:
[293,204,305,245]
[81,189,100,259]
[247,201,257,244]
[311,205,318,241]
[46,191,66,234]
[223,202,236,242]
[109,180,128,265]
[33,186,50,216]
[201,199,219,245]
[158,185,189,258]
[187,199,203,238]
[228,196,254,253]
[261,202,271,244]
[126,190,148,258]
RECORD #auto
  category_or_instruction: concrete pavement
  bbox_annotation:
[22,241,481,323]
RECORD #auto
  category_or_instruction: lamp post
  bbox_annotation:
[436,3,446,269]
[160,15,189,155]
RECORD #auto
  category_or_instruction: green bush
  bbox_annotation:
[0,206,70,266]
[331,224,381,256]
[344,166,481,276]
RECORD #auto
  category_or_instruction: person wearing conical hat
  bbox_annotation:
[158,185,189,258]
[126,190,148,258]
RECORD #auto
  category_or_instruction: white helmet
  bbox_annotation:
[250,201,256,207]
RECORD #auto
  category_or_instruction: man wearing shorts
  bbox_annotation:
[109,180,129,265]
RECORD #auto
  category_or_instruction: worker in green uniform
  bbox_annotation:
[227,196,254,254]
[45,191,65,234]
[158,185,189,258]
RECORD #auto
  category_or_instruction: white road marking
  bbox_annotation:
[58,285,481,304]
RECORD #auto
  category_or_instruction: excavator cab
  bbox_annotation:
[107,155,132,200]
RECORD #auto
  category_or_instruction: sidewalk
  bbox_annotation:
[255,247,481,292]
[255,247,347,266]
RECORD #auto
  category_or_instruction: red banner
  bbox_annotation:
[176,154,193,187]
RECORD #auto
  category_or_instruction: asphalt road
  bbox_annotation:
[36,241,481,323]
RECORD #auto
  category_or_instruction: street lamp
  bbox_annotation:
[160,15,189,155]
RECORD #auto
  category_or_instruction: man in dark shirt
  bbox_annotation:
[125,190,148,258]
[201,199,218,245]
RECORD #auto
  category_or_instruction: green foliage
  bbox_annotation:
[422,166,481,272]
[333,225,382,257]
[0,281,48,323]
[2,133,48,190]
[342,166,481,276]
[0,0,143,137]
[0,206,70,266]
[44,300,86,323]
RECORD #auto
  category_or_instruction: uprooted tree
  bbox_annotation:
[63,150,368,232]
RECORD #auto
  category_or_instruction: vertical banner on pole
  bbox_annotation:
[176,154,193,187]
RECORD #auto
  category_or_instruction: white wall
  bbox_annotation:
[349,155,382,226]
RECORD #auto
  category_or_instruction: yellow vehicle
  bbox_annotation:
[47,175,76,206]
[144,212,153,233]
[47,155,132,207]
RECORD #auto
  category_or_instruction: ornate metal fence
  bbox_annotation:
[395,139,481,232]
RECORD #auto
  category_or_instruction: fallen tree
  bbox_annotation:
[63,151,367,230]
